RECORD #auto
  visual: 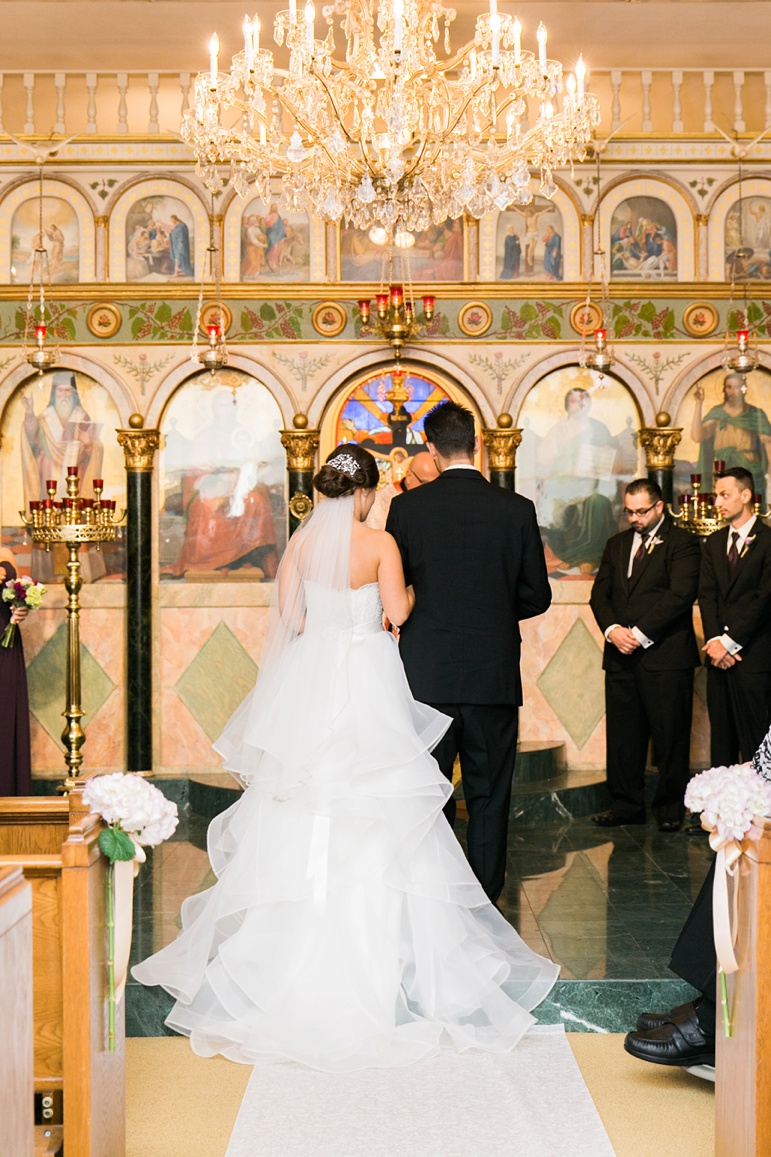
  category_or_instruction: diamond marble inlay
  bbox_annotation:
[174,621,258,741]
[27,623,116,746]
[536,618,604,750]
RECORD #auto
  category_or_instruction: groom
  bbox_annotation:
[386,400,551,903]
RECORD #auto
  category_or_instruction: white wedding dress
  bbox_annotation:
[133,497,559,1072]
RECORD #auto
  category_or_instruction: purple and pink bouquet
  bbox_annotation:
[1,575,47,649]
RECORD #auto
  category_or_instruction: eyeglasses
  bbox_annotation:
[622,503,659,519]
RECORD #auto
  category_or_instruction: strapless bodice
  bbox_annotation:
[349,582,384,634]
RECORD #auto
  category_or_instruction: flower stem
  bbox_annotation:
[107,857,116,1052]
[720,968,732,1037]
[1,622,16,648]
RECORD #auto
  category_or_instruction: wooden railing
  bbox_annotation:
[0,68,769,141]
[0,865,34,1157]
[0,792,125,1157]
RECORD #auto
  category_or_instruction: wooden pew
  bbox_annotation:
[0,790,125,1157]
[716,819,771,1156]
[0,865,34,1157]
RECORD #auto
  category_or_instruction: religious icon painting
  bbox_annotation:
[724,196,771,281]
[609,196,677,281]
[673,366,771,507]
[86,303,122,339]
[125,195,195,283]
[312,301,348,337]
[238,198,310,282]
[339,219,464,282]
[334,369,451,487]
[11,196,80,285]
[1,369,126,581]
[158,368,287,582]
[682,302,719,338]
[516,365,642,578]
[458,301,493,337]
[496,197,563,282]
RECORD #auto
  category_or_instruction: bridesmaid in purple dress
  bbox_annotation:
[0,559,32,795]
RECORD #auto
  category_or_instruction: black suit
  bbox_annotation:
[699,518,771,766]
[590,517,701,821]
[386,468,551,902]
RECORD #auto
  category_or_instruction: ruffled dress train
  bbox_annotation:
[132,582,559,1072]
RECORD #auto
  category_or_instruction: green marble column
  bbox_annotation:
[482,414,523,491]
[638,412,682,509]
[117,416,161,774]
[280,415,320,536]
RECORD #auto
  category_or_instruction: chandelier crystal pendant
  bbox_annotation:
[183,2,600,230]
[24,167,59,375]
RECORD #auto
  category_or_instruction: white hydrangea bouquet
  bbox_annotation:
[2,574,47,648]
[82,773,179,1050]
[685,762,771,1036]
[684,763,771,845]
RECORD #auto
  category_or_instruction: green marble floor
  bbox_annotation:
[127,809,712,1036]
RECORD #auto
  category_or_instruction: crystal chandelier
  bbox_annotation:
[183,1,600,230]
[24,167,59,375]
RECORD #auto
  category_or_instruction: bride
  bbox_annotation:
[132,444,559,1072]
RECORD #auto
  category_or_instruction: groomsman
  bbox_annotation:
[624,468,771,1072]
[699,466,771,765]
[589,478,702,831]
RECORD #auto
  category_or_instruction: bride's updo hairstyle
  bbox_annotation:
[313,444,379,498]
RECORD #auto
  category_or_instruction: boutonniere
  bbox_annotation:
[646,535,664,554]
[740,535,756,559]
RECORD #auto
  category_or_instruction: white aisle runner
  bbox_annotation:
[225,1025,615,1157]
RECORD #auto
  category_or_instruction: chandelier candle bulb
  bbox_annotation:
[209,33,219,87]
[576,54,586,101]
[289,0,296,22]
[537,22,548,72]
[491,14,500,67]
[513,17,522,65]
[243,16,254,68]
[305,0,314,53]
[394,0,404,53]
[253,14,260,53]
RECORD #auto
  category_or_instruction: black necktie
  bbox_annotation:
[631,532,649,580]
[727,530,740,570]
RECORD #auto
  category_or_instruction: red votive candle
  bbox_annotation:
[46,479,57,491]
[690,473,701,485]
[376,293,389,312]
[92,479,103,489]
[67,466,78,476]
[390,285,404,307]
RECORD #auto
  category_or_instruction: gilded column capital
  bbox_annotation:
[695,213,710,227]
[95,215,109,228]
[638,425,683,470]
[117,416,161,472]
[280,428,320,471]
[580,213,595,226]
[481,425,523,471]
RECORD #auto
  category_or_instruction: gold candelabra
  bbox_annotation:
[20,467,125,790]
[357,286,435,359]
[669,461,770,537]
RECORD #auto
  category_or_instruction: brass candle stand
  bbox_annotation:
[669,470,771,538]
[21,467,125,790]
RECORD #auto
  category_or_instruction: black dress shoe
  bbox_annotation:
[624,1007,715,1068]
[658,819,682,833]
[636,999,700,1033]
[591,810,646,827]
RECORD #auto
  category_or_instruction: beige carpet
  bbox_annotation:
[126,1034,714,1157]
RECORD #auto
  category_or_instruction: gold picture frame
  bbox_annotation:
[569,300,604,336]
[683,301,719,338]
[198,301,233,337]
[86,302,122,339]
[458,301,493,337]
[312,301,348,337]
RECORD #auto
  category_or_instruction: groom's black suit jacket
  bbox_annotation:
[385,469,551,705]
